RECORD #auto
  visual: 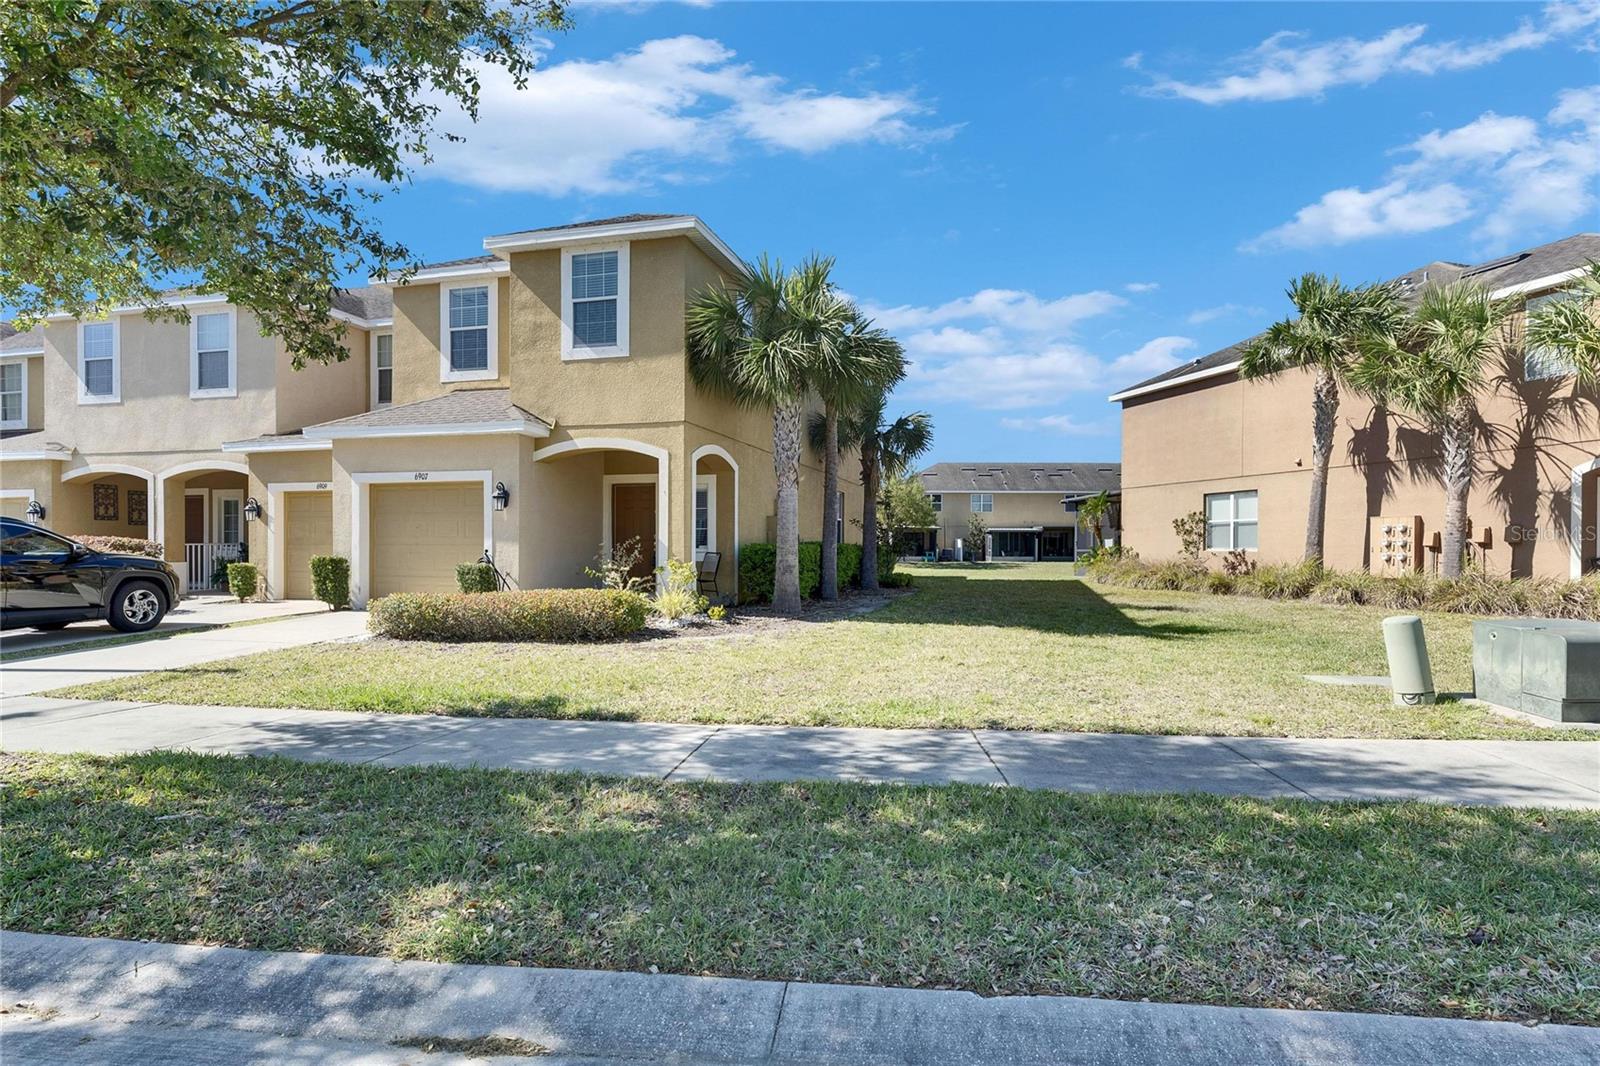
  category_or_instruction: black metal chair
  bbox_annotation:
[697,552,721,597]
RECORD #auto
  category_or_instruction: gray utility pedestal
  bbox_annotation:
[1472,618,1600,723]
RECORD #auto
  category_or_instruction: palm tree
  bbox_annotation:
[1239,274,1402,565]
[687,255,846,614]
[1349,281,1512,579]
[1076,490,1112,550]
[1525,259,1600,383]
[838,394,932,590]
[809,308,906,600]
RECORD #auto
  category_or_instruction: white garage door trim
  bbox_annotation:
[267,480,332,600]
[351,469,493,608]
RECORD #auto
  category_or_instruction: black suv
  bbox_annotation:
[0,518,181,633]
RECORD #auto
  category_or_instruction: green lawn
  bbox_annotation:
[5,751,1596,1023]
[54,563,1590,740]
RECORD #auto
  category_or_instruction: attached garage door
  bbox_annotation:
[370,482,483,598]
[0,496,31,520]
[283,491,332,600]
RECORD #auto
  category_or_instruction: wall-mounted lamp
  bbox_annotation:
[24,499,44,522]
[243,497,261,523]
[492,481,510,512]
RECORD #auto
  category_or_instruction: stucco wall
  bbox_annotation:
[245,449,335,599]
[390,274,514,402]
[0,458,59,522]
[929,490,1078,549]
[273,328,371,433]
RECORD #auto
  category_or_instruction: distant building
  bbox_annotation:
[913,462,1121,560]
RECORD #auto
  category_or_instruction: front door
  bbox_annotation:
[612,483,657,584]
[184,495,205,544]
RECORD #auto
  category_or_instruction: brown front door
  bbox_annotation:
[612,483,656,584]
[184,495,205,543]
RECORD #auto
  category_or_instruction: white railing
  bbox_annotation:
[185,542,245,590]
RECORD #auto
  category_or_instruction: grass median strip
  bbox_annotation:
[52,565,1588,740]
[4,751,1596,1023]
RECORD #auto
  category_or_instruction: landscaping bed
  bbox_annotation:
[4,751,1596,1024]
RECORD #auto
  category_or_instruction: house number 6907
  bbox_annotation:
[413,472,430,481]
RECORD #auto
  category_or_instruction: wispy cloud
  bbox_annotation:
[1187,302,1266,325]
[1245,85,1600,251]
[998,413,1115,436]
[1130,2,1599,104]
[413,36,949,195]
[1124,281,1161,293]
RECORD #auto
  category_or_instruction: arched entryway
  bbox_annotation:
[690,444,739,600]
[155,460,251,592]
[57,464,157,542]
[1572,456,1600,578]
[531,438,670,588]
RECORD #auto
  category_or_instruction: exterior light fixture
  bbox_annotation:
[492,481,510,512]
[243,497,261,522]
[24,499,44,522]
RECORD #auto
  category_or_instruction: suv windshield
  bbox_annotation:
[0,519,79,557]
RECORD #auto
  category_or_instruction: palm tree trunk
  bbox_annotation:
[772,397,803,614]
[1438,403,1474,579]
[860,439,883,591]
[820,402,840,600]
[1304,366,1339,565]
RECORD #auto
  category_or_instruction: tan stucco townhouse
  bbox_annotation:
[913,462,1120,561]
[1110,232,1600,579]
[0,214,863,606]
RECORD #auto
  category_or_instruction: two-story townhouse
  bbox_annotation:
[1109,232,1600,579]
[915,462,1121,561]
[3,213,862,607]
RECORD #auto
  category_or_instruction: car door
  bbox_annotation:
[0,520,100,614]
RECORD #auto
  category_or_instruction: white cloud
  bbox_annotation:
[1186,302,1266,325]
[867,288,1126,335]
[998,413,1114,436]
[1134,2,1599,104]
[414,36,944,195]
[1246,85,1600,251]
[1124,281,1160,293]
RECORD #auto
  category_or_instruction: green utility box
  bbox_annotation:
[1472,619,1600,723]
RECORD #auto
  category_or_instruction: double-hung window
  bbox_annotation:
[79,320,119,403]
[929,493,942,513]
[694,475,716,558]
[445,284,492,378]
[562,245,629,359]
[372,333,394,406]
[1204,490,1258,550]
[1524,292,1577,381]
[191,310,235,397]
[0,362,24,428]
[971,492,993,513]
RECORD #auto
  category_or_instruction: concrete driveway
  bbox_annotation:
[1,596,329,658]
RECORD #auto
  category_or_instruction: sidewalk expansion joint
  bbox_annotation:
[1213,738,1322,801]
[969,729,1010,786]
[662,725,724,781]
[764,980,791,1060]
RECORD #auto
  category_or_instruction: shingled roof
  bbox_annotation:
[1112,232,1600,402]
[301,388,551,439]
[919,462,1121,495]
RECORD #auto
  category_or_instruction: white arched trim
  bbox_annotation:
[534,437,670,566]
[691,444,740,601]
[152,460,252,571]
[155,459,250,480]
[60,463,158,540]
[1571,455,1600,578]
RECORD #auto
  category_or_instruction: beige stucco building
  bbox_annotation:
[1111,233,1600,579]
[1,214,861,606]
[913,462,1120,561]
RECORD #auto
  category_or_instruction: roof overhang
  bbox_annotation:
[302,419,551,442]
[378,261,510,285]
[44,293,230,320]
[1108,361,1241,403]
[0,444,71,461]
[1491,268,1587,298]
[483,215,749,279]
[0,348,43,358]
[221,437,333,454]
[328,310,393,330]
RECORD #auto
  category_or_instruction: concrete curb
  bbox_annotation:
[2,932,1594,1065]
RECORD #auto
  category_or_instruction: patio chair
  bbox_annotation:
[697,552,721,597]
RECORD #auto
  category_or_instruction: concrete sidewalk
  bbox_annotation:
[0,610,369,697]
[2,931,1594,1065]
[3,694,1596,807]
[0,597,329,658]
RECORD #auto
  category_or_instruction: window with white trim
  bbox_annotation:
[1204,490,1258,550]
[928,493,942,512]
[373,333,393,406]
[447,285,490,372]
[562,244,629,359]
[0,362,24,428]
[694,474,716,558]
[79,320,119,403]
[971,492,993,513]
[191,311,235,396]
[1525,292,1577,381]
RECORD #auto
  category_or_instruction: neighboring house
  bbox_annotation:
[915,462,1121,561]
[1110,232,1600,579]
[0,214,862,605]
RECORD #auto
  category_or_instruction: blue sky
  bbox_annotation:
[368,1,1600,464]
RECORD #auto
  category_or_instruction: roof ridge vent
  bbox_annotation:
[1462,252,1530,278]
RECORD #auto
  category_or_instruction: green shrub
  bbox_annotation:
[1310,570,1382,606]
[226,562,259,602]
[74,535,162,558]
[369,588,649,642]
[1376,571,1435,610]
[654,559,708,620]
[880,571,914,588]
[1203,572,1235,595]
[1245,560,1322,600]
[738,542,824,603]
[707,604,729,622]
[455,562,499,594]
[799,541,821,598]
[837,542,863,587]
[876,543,897,580]
[309,555,350,609]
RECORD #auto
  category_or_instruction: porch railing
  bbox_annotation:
[185,542,245,590]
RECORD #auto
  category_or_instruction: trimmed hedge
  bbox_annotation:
[226,562,259,602]
[455,562,498,594]
[310,555,351,609]
[740,541,877,604]
[837,542,862,588]
[75,535,163,558]
[369,588,650,642]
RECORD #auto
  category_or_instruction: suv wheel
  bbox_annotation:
[109,581,167,633]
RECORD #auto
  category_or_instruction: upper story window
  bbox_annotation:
[78,319,120,404]
[372,333,394,406]
[929,493,942,512]
[1525,292,1577,381]
[971,492,994,513]
[440,280,497,382]
[562,244,630,360]
[190,310,236,398]
[0,362,25,429]
[1205,490,1258,550]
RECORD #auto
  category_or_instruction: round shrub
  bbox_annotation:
[226,561,259,602]
[455,562,499,594]
[737,541,825,603]
[369,588,649,642]
[309,555,350,609]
